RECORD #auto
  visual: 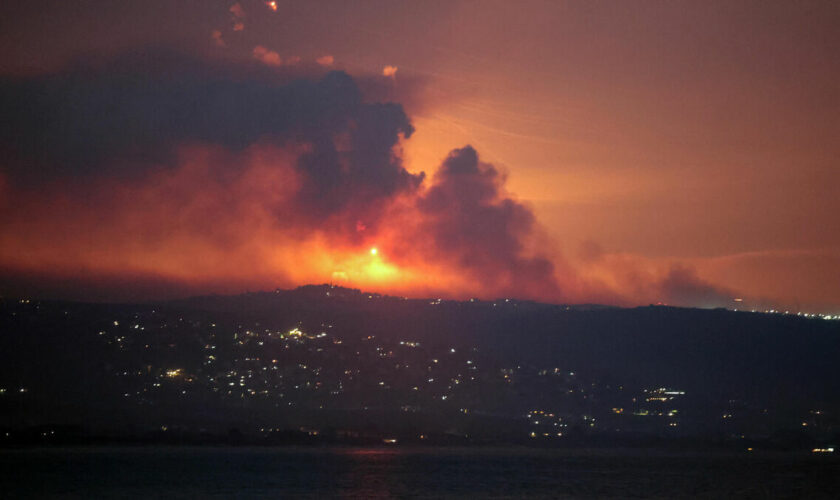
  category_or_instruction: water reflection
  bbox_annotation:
[337,448,404,498]
[3,447,838,498]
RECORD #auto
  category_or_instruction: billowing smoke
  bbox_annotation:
[0,50,735,306]
[415,146,562,299]
[0,50,421,237]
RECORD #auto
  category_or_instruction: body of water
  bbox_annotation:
[2,447,839,498]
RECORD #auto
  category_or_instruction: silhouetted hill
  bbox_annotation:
[170,285,840,405]
[1,286,838,448]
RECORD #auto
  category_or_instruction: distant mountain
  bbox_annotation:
[1,285,838,448]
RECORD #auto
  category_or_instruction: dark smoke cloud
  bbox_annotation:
[417,146,561,297]
[0,49,421,229]
[0,49,739,307]
[656,264,735,308]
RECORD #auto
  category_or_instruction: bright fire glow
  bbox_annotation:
[266,1,277,11]
[370,247,378,256]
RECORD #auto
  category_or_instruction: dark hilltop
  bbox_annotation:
[1,285,838,451]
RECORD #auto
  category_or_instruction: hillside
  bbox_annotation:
[1,285,838,448]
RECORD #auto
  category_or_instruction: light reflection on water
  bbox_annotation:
[1,447,839,498]
[339,447,403,498]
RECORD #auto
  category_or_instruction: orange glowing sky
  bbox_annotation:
[0,0,838,312]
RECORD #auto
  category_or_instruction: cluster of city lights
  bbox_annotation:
[732,299,838,320]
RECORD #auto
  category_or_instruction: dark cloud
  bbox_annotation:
[0,50,420,227]
[417,146,560,297]
[0,50,739,307]
[657,264,734,308]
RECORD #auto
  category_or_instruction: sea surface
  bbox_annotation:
[1,447,839,498]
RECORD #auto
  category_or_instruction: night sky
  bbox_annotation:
[0,0,838,312]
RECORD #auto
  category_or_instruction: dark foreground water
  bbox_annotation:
[1,447,839,499]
